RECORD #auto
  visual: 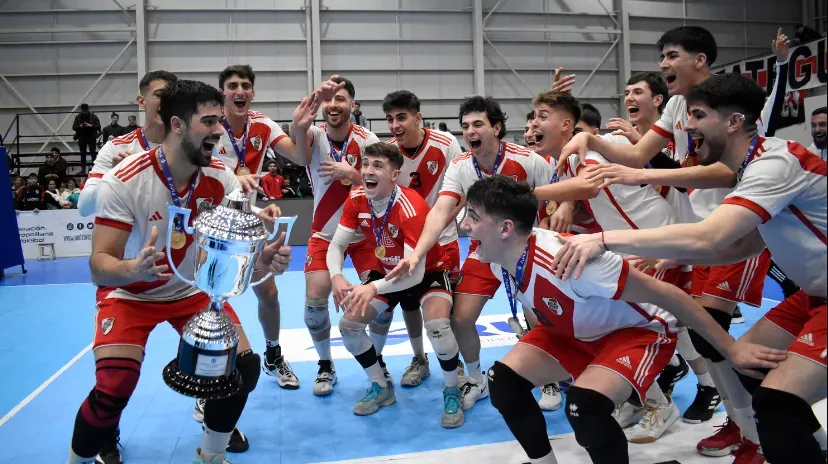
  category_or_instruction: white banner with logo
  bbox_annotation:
[16,209,94,259]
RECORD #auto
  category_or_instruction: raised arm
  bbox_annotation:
[385,194,457,281]
[583,162,737,190]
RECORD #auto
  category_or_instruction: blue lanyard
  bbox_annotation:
[138,129,150,151]
[221,115,248,167]
[502,240,530,318]
[472,142,504,180]
[157,146,199,232]
[545,169,560,207]
[737,135,760,182]
[368,187,398,248]
[326,132,350,163]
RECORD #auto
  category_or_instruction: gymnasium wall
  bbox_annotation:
[0,0,810,156]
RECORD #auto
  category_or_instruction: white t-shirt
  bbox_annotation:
[807,142,827,161]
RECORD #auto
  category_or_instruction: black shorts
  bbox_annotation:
[362,270,453,312]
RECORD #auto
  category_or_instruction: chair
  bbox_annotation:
[37,243,56,260]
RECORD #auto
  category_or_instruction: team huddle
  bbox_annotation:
[65,23,825,464]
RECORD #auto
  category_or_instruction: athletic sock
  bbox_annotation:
[370,331,388,355]
[530,451,559,464]
[410,335,425,359]
[266,339,279,348]
[467,360,484,383]
[668,355,680,367]
[697,372,715,388]
[313,338,332,361]
[200,426,232,462]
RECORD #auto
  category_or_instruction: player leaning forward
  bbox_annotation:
[66,80,293,464]
[464,175,785,464]
[554,72,827,464]
[326,142,464,428]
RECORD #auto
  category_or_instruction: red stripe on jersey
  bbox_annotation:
[114,152,151,178]
[248,110,266,119]
[350,187,366,198]
[208,159,225,169]
[111,129,139,146]
[88,173,104,179]
[116,156,153,183]
[787,141,828,176]
[429,131,453,146]
[603,188,640,230]
[410,145,447,200]
[398,193,416,218]
[626,302,671,332]
[352,125,368,138]
[387,137,397,144]
[95,217,132,232]
[311,184,351,234]
[790,205,827,245]
[269,133,287,149]
[439,191,462,201]
[651,125,674,141]
[722,197,771,223]
[534,246,557,269]
[612,259,630,300]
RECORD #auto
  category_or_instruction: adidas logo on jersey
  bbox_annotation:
[716,281,732,292]
[219,147,227,155]
[430,281,441,288]
[616,356,632,369]
[683,281,692,290]
[149,211,163,221]
[797,333,815,346]
[360,219,369,227]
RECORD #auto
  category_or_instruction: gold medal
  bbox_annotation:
[171,230,187,250]
[237,166,251,176]
[545,201,558,216]
[340,179,352,186]
[654,185,663,195]
[374,245,386,259]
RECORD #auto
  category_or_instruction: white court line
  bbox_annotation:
[0,342,92,428]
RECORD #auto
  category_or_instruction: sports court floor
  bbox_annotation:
[1,237,825,464]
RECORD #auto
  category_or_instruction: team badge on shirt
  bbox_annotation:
[251,135,263,152]
[388,223,399,238]
[543,297,563,316]
[427,161,439,176]
[196,197,214,213]
[346,154,357,167]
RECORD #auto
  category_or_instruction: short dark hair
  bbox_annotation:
[813,107,827,117]
[50,147,60,154]
[579,103,601,129]
[459,96,508,139]
[532,91,581,124]
[332,76,356,99]
[526,111,535,122]
[139,70,178,94]
[364,142,404,170]
[265,159,278,168]
[657,26,718,67]
[686,73,765,133]
[158,80,225,135]
[382,90,420,114]
[28,173,38,179]
[466,175,537,235]
[218,65,255,89]
[111,112,119,118]
[627,71,669,113]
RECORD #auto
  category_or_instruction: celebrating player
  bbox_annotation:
[66,80,293,464]
[326,143,464,427]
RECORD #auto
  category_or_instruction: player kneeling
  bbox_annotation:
[461,176,784,464]
[326,143,464,428]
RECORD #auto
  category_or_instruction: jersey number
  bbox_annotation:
[409,172,422,189]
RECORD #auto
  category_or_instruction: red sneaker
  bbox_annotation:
[697,417,742,457]
[731,437,765,464]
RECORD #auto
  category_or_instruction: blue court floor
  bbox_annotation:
[0,239,794,463]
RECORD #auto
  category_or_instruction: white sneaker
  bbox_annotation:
[192,448,230,464]
[538,383,562,411]
[612,401,647,428]
[313,360,337,396]
[400,356,430,387]
[624,400,681,444]
[459,376,489,410]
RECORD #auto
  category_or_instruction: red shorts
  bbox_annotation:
[691,249,771,307]
[763,291,827,367]
[648,266,680,287]
[520,325,676,402]
[93,292,240,350]
[441,240,461,281]
[455,253,501,298]
[678,267,694,295]
[304,236,380,276]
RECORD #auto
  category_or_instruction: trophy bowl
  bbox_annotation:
[161,190,296,399]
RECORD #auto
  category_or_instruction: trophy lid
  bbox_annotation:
[192,190,269,242]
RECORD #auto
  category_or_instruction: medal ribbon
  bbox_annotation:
[368,187,398,253]
[472,142,504,180]
[327,132,350,163]
[502,239,530,319]
[545,169,560,209]
[157,146,199,232]
[221,113,249,170]
[737,135,760,181]
[138,129,150,151]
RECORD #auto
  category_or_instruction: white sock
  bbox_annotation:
[313,338,332,361]
[814,426,828,451]
[697,371,715,387]
[200,425,232,461]
[370,331,388,355]
[733,406,760,444]
[67,450,95,464]
[722,398,736,422]
[645,381,670,407]
[467,360,484,383]
[365,361,386,386]
[266,339,279,348]
[410,335,425,359]
[530,450,559,464]
[668,354,680,367]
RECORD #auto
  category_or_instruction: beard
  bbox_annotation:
[182,134,212,168]
[698,136,725,166]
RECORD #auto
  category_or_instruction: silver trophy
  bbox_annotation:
[162,190,296,399]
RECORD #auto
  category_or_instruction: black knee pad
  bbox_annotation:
[488,361,535,413]
[733,367,770,395]
[236,349,261,394]
[753,386,824,463]
[203,351,259,434]
[688,307,732,362]
[565,386,623,451]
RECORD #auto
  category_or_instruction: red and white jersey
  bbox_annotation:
[307,123,380,242]
[340,186,450,275]
[215,110,288,176]
[88,128,157,182]
[388,129,462,245]
[722,137,827,297]
[536,153,601,234]
[491,229,677,341]
[562,151,680,256]
[94,148,240,302]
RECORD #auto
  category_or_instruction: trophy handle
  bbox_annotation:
[166,204,197,287]
[249,215,298,287]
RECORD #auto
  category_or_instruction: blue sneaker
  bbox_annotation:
[441,386,464,428]
[353,382,396,416]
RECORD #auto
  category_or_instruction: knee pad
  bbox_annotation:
[753,386,824,463]
[677,326,701,362]
[565,386,622,450]
[488,361,535,413]
[236,350,261,394]
[733,367,769,396]
[688,307,732,362]
[424,318,459,370]
[304,298,330,335]
[85,357,142,428]
[372,308,394,328]
[338,318,372,356]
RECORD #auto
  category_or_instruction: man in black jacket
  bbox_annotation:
[100,112,124,143]
[16,173,44,211]
[38,147,68,187]
[72,103,100,172]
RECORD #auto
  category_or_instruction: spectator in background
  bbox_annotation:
[438,122,449,132]
[16,173,44,211]
[44,179,62,210]
[350,100,367,127]
[124,114,139,133]
[101,112,124,142]
[281,124,290,137]
[38,147,67,187]
[6,149,13,173]
[260,160,289,201]
[72,103,100,170]
[61,178,81,208]
[809,106,827,160]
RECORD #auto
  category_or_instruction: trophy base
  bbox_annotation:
[162,358,242,400]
